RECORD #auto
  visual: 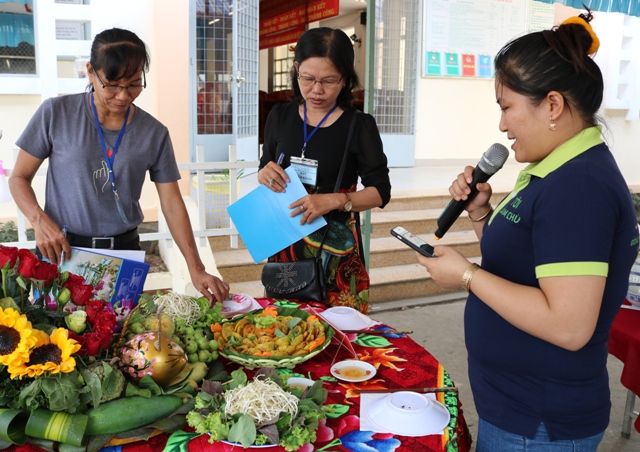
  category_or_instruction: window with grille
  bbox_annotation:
[374,0,419,135]
[0,5,35,75]
[272,44,294,92]
[195,1,234,135]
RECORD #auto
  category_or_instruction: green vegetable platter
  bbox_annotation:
[213,306,335,369]
[186,368,328,451]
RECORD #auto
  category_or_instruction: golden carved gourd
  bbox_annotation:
[118,331,187,387]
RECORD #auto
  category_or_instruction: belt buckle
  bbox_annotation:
[92,237,115,249]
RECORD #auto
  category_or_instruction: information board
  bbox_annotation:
[422,0,555,78]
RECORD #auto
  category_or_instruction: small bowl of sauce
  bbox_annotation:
[330,360,376,382]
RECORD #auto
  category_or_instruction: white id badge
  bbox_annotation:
[290,156,318,186]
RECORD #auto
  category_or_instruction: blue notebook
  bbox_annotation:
[227,167,327,263]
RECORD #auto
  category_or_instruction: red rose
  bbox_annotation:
[17,249,39,279]
[69,331,102,356]
[0,246,18,269]
[85,299,107,324]
[94,309,117,331]
[94,323,114,350]
[64,273,86,285]
[64,278,94,307]
[31,261,59,287]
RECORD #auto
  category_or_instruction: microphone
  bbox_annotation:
[434,143,509,239]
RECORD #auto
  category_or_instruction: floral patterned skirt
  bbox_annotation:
[269,211,370,314]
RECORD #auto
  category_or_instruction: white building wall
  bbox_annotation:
[1,2,639,224]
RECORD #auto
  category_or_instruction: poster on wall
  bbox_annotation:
[422,0,555,78]
[259,0,339,49]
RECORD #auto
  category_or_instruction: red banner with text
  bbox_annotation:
[259,0,340,50]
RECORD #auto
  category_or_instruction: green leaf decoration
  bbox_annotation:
[322,404,349,419]
[25,436,56,452]
[164,429,200,452]
[18,379,43,411]
[148,414,188,433]
[0,408,28,445]
[319,375,336,382]
[125,383,151,398]
[79,369,102,409]
[137,375,163,396]
[58,442,88,452]
[355,335,391,347]
[85,434,115,452]
[205,360,229,382]
[227,414,257,448]
[113,427,158,440]
[24,409,88,447]
[286,317,302,329]
[40,373,82,412]
[273,300,300,309]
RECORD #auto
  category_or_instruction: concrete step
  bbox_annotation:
[209,190,511,251]
[214,230,479,284]
[228,257,482,303]
[217,189,504,304]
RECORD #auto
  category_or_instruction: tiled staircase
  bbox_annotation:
[212,188,510,305]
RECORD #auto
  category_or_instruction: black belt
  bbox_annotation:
[65,228,139,249]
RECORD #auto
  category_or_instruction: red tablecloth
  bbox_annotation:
[9,300,472,452]
[608,301,640,433]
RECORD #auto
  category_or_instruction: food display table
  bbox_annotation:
[608,301,640,437]
[9,299,472,452]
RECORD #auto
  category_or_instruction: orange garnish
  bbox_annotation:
[262,306,278,317]
[307,335,326,352]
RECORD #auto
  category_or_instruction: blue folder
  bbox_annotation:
[227,167,327,264]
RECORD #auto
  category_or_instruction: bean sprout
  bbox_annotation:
[224,378,299,427]
[154,291,202,325]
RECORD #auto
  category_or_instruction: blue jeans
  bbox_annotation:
[476,418,605,452]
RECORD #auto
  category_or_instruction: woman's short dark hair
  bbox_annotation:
[494,9,603,126]
[289,27,359,110]
[90,28,149,86]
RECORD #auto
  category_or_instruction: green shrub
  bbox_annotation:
[0,221,35,244]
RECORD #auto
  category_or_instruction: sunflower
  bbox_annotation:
[0,307,37,367]
[8,328,81,379]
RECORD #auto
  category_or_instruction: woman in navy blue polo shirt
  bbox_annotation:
[417,9,639,452]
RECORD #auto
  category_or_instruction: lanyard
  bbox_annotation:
[302,102,338,158]
[91,93,130,224]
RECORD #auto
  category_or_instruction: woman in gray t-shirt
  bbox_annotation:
[10,28,229,304]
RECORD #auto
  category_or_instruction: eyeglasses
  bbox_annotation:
[93,69,146,95]
[297,74,343,89]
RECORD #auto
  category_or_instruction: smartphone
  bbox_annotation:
[390,226,436,257]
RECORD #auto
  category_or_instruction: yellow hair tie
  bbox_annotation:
[561,16,600,55]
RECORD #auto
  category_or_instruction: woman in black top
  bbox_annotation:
[258,28,391,313]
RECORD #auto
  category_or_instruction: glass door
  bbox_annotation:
[231,0,259,162]
[191,0,258,163]
[373,0,419,167]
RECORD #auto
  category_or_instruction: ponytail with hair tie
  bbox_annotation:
[561,16,600,55]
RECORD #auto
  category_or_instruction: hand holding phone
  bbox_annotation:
[390,226,436,257]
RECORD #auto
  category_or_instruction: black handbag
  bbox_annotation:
[261,257,326,302]
[261,111,360,302]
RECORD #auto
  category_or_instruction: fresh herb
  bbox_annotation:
[186,368,328,451]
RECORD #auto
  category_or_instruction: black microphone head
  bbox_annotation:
[477,143,509,176]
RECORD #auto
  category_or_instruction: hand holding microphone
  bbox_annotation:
[434,143,509,239]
